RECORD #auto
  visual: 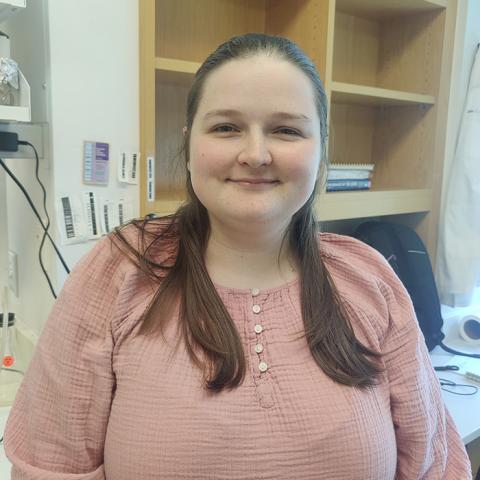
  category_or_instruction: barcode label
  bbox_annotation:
[103,204,109,232]
[121,153,126,180]
[131,153,137,180]
[147,156,155,202]
[61,197,75,238]
[84,191,99,237]
[118,203,124,225]
[89,192,97,235]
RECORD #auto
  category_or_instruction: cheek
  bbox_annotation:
[281,143,320,182]
[189,137,230,176]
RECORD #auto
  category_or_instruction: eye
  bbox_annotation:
[212,124,238,133]
[276,127,301,136]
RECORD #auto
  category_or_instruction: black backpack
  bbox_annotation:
[353,221,480,358]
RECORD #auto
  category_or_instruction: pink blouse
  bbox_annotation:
[4,228,472,479]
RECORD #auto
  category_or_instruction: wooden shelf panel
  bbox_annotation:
[335,0,446,20]
[155,57,199,75]
[145,189,433,221]
[315,188,432,221]
[331,81,435,106]
[155,57,198,86]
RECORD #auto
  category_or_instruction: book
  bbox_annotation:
[326,179,371,191]
[327,163,374,181]
[328,163,374,171]
[328,170,372,180]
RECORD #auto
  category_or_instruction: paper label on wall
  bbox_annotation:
[83,141,110,185]
[82,191,101,239]
[147,156,155,202]
[56,195,88,245]
[100,198,134,233]
[118,152,140,184]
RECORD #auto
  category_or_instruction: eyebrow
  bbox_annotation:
[203,109,312,122]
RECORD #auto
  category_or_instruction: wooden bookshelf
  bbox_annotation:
[335,0,447,20]
[316,188,432,221]
[331,82,435,107]
[139,0,458,267]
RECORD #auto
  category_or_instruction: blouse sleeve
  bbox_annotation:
[376,267,472,479]
[4,236,128,479]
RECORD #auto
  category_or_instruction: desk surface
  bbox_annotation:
[430,313,480,445]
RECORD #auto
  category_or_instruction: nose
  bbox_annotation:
[237,132,272,168]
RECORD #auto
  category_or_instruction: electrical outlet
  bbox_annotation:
[8,250,18,297]
[0,123,47,165]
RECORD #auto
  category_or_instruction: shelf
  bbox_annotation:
[148,198,184,217]
[145,189,433,221]
[0,69,30,122]
[155,57,198,86]
[330,82,435,107]
[335,0,446,20]
[0,0,25,23]
[155,57,199,75]
[315,188,432,221]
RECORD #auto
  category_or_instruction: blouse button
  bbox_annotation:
[259,361,268,372]
[254,324,263,334]
[251,288,260,296]
[252,304,261,314]
[255,343,264,354]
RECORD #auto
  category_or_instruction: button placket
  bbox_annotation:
[251,289,268,374]
[248,288,275,408]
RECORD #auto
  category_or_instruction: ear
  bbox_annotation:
[183,126,188,137]
[186,161,190,172]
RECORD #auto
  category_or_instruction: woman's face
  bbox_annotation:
[187,55,322,229]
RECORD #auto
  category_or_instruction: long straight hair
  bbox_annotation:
[113,33,382,391]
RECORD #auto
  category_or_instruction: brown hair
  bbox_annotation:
[113,33,382,391]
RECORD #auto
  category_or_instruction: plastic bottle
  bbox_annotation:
[0,312,23,406]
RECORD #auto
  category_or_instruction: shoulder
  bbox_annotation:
[318,231,392,278]
[108,216,179,265]
[317,232,412,342]
[317,231,398,289]
[65,216,178,305]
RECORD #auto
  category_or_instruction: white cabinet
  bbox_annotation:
[0,0,26,24]
[0,0,31,122]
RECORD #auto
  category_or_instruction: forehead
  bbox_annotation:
[196,55,319,120]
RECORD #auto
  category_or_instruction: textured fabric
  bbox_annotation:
[4,228,472,479]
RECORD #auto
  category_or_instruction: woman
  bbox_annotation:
[4,33,471,479]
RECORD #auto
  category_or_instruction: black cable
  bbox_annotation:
[17,140,56,298]
[0,155,57,297]
[0,156,70,298]
[0,155,69,273]
[439,378,479,396]
[439,341,480,359]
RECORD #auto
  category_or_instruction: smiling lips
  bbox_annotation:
[228,178,278,184]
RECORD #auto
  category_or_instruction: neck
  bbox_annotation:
[204,215,298,289]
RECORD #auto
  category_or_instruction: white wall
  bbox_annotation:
[47,0,140,286]
[2,0,140,337]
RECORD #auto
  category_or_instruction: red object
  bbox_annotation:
[2,355,14,367]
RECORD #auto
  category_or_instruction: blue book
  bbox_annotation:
[326,179,371,191]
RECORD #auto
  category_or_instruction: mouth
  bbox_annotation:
[227,179,280,190]
[227,179,279,185]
